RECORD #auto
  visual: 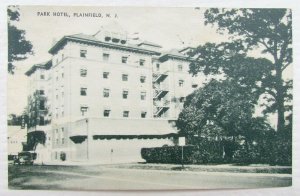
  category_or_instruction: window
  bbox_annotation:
[122,56,128,64]
[122,74,128,81]
[141,92,146,100]
[123,111,129,118]
[40,74,45,80]
[55,152,58,159]
[179,97,185,103]
[192,84,198,88]
[39,100,45,110]
[80,69,87,77]
[122,90,128,99]
[80,88,87,96]
[62,127,64,132]
[178,80,184,87]
[103,72,109,79]
[80,106,88,116]
[80,49,87,58]
[156,63,160,71]
[61,91,64,97]
[56,94,58,100]
[178,64,183,71]
[141,111,147,118]
[62,111,64,117]
[62,54,64,60]
[39,116,45,125]
[103,53,110,61]
[56,139,59,144]
[62,138,65,144]
[103,88,110,98]
[140,76,146,83]
[56,76,59,81]
[62,73,64,78]
[139,59,145,66]
[103,110,110,117]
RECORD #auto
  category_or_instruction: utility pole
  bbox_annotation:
[181,145,184,169]
[179,136,186,169]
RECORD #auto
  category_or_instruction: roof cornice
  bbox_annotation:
[159,53,192,62]
[49,36,161,55]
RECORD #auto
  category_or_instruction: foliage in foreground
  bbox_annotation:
[141,135,291,166]
[8,6,33,74]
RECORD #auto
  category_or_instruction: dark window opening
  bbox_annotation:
[103,53,110,61]
[141,92,146,100]
[123,111,129,118]
[192,84,198,88]
[141,112,147,118]
[39,100,45,110]
[156,63,160,71]
[122,90,128,99]
[103,110,110,117]
[39,116,45,125]
[122,56,128,64]
[179,97,185,103]
[80,69,87,77]
[139,59,145,66]
[179,80,184,87]
[140,76,146,83]
[178,64,183,71]
[122,74,128,81]
[103,72,109,79]
[80,88,87,96]
[103,88,110,98]
[80,49,87,58]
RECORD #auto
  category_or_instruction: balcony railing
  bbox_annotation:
[153,89,169,99]
[153,71,168,83]
[154,99,170,107]
[154,106,169,118]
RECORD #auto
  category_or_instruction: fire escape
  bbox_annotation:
[153,71,169,118]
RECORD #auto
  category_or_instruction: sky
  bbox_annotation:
[8,6,228,115]
[7,6,292,118]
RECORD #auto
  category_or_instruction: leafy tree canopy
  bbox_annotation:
[189,8,292,133]
[176,79,273,143]
[8,6,33,74]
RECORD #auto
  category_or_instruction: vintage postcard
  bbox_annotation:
[6,5,293,191]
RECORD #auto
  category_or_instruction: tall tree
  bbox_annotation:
[176,78,275,161]
[190,8,292,133]
[176,79,269,140]
[7,6,33,74]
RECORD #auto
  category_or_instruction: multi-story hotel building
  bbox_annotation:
[25,23,202,164]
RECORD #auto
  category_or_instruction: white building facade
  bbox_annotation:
[25,24,202,164]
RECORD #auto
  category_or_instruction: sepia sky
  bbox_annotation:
[8,6,227,115]
[7,6,292,118]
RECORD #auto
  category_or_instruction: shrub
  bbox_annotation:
[141,139,224,164]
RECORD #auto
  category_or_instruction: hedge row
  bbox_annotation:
[141,140,225,164]
[141,138,292,166]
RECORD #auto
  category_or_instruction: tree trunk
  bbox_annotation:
[275,66,285,133]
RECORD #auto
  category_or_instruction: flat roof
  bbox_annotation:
[25,60,52,76]
[159,49,191,62]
